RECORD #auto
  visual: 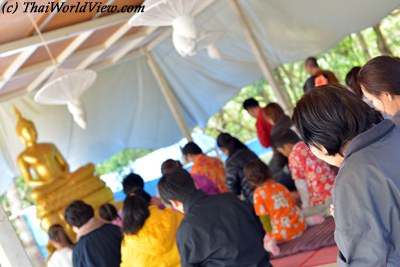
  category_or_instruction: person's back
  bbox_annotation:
[73,224,122,267]
[288,141,335,206]
[190,153,227,193]
[225,148,259,203]
[120,206,182,267]
[178,191,270,266]
[64,200,122,267]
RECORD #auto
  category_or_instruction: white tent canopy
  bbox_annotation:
[0,0,398,194]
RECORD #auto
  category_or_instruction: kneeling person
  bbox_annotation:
[158,169,271,267]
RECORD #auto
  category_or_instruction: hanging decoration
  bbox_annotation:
[129,0,223,58]
[21,4,96,129]
[34,69,97,129]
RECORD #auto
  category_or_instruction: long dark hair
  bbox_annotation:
[48,224,74,248]
[122,188,151,235]
[216,133,248,156]
[292,84,383,156]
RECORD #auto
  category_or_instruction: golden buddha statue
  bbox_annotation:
[15,107,114,236]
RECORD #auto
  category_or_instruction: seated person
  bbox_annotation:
[182,141,228,192]
[122,173,164,209]
[244,160,306,256]
[263,103,296,191]
[120,188,182,267]
[47,224,73,267]
[99,203,122,227]
[64,200,122,267]
[161,159,220,195]
[158,169,272,266]
[271,129,336,217]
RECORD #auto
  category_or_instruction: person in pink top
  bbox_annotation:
[161,159,220,195]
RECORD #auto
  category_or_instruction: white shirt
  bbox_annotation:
[47,247,73,267]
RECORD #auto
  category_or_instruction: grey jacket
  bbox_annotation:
[334,120,400,266]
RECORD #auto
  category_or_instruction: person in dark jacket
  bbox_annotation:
[158,169,272,267]
[216,133,258,203]
[293,85,400,266]
[64,200,122,267]
[263,102,296,191]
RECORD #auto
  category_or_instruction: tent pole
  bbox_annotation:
[229,0,293,112]
[0,205,34,267]
[144,50,193,142]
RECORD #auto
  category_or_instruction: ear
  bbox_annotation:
[386,92,394,102]
[169,200,185,214]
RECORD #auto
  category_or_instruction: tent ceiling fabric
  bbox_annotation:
[0,0,398,194]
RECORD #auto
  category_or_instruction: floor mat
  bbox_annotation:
[272,216,336,259]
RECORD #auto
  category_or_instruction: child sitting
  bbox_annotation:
[244,159,306,256]
[271,129,336,217]
[47,224,74,267]
[99,203,122,227]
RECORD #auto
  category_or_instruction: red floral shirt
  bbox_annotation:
[288,141,336,206]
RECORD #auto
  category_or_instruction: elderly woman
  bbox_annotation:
[292,84,400,266]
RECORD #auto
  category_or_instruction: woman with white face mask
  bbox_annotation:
[359,56,400,123]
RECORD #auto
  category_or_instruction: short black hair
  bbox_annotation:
[292,84,383,155]
[99,203,119,222]
[242,98,259,110]
[305,57,318,68]
[122,173,144,195]
[122,188,151,235]
[161,159,182,176]
[158,169,197,205]
[64,200,94,228]
[270,128,300,149]
[244,159,273,185]
[182,142,203,156]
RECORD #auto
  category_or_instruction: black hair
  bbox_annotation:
[182,142,203,156]
[305,57,319,68]
[359,55,400,96]
[292,84,383,156]
[48,224,74,248]
[161,159,183,176]
[216,133,248,156]
[122,173,144,195]
[158,169,197,205]
[270,129,300,149]
[345,66,362,99]
[244,159,273,185]
[242,98,260,110]
[99,203,120,222]
[122,188,151,235]
[64,200,94,228]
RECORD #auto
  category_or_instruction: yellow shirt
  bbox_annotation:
[120,206,183,267]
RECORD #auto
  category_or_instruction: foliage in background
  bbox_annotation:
[205,10,399,142]
[95,148,152,176]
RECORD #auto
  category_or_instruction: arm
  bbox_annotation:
[256,119,272,148]
[224,162,241,196]
[334,169,396,266]
[259,215,272,233]
[17,156,50,187]
[53,144,69,173]
[294,179,310,208]
[177,225,203,267]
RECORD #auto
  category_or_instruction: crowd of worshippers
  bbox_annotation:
[47,55,400,267]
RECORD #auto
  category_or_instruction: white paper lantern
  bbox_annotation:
[34,68,97,129]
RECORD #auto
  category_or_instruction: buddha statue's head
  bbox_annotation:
[15,107,37,147]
